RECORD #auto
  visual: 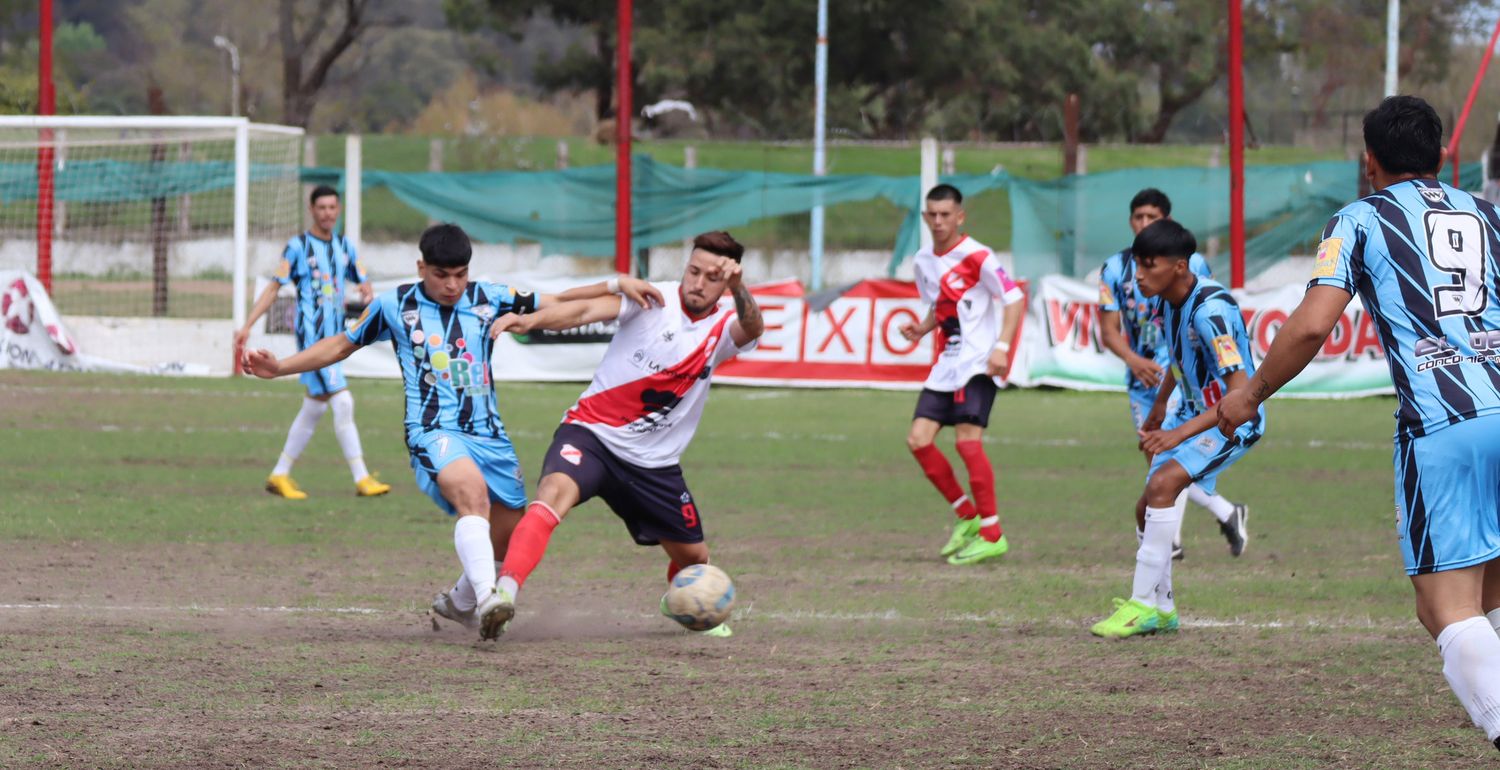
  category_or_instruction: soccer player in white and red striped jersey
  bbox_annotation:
[481,231,763,637]
[900,184,1026,566]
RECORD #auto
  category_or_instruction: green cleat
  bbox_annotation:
[947,534,1009,565]
[1157,608,1180,633]
[940,516,982,557]
[1090,597,1159,639]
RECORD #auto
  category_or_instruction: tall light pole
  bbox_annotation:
[213,35,241,117]
[1384,0,1399,96]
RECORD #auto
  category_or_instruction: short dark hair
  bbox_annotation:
[309,185,339,207]
[419,223,473,268]
[1364,96,1444,176]
[692,231,744,263]
[1129,188,1171,217]
[1132,219,1197,261]
[926,184,963,205]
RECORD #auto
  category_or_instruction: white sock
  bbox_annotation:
[1130,499,1184,607]
[1188,484,1235,523]
[1486,608,1500,635]
[454,516,497,603]
[1437,616,1500,741]
[328,390,370,482]
[450,560,502,612]
[271,397,327,476]
[1155,491,1188,612]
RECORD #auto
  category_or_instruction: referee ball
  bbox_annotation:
[664,564,736,631]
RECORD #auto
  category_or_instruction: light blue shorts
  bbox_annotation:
[407,429,527,516]
[1127,386,1182,431]
[300,364,347,397]
[1148,414,1260,497]
[1395,415,1500,576]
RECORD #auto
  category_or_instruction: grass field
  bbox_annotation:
[1,371,1487,768]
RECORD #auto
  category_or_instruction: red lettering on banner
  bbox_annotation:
[1253,309,1288,357]
[1320,312,1354,359]
[1046,299,1095,350]
[1352,312,1383,358]
[818,305,858,354]
[882,306,921,355]
[758,301,786,353]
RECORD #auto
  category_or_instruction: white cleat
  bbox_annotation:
[430,591,478,630]
[476,588,515,641]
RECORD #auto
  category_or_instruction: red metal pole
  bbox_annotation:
[1448,17,1500,186]
[37,0,55,292]
[614,0,632,275]
[1228,0,1245,290]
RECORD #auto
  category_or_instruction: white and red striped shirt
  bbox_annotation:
[912,235,1025,392]
[563,282,755,468]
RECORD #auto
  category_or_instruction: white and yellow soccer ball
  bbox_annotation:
[663,564,736,631]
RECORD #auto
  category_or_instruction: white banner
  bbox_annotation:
[0,271,164,374]
[1022,274,1395,397]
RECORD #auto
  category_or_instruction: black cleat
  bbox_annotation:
[1220,504,1249,557]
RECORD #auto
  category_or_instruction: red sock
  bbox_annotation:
[498,501,561,590]
[912,443,977,519]
[666,561,683,584]
[956,440,1001,541]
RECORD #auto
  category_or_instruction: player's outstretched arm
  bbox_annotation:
[234,282,281,350]
[490,295,624,338]
[1098,309,1162,387]
[1218,285,1351,435]
[243,334,360,379]
[540,276,663,310]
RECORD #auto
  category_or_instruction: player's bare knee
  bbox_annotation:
[534,473,579,516]
[1144,472,1187,508]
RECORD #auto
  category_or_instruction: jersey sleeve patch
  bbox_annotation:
[1099,282,1116,307]
[1212,334,1243,368]
[1312,237,1342,279]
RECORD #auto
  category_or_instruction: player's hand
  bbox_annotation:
[242,348,280,379]
[1138,427,1184,455]
[899,321,925,341]
[358,282,374,304]
[986,347,1011,379]
[1127,355,1163,388]
[1141,404,1166,434]
[233,327,250,350]
[489,312,529,340]
[1217,388,1259,437]
[708,256,744,289]
[618,276,664,309]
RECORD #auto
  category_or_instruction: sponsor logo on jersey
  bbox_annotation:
[679,491,692,504]
[560,444,582,466]
[1421,187,1446,202]
[1098,282,1115,306]
[1312,237,1342,279]
[473,305,494,321]
[1212,334,1243,368]
[402,310,420,327]
[1415,330,1500,372]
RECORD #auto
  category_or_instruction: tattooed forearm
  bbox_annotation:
[1251,378,1274,403]
[732,283,764,339]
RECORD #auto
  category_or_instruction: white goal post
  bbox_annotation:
[0,116,304,373]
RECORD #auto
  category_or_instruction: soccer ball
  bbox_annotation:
[663,564,735,631]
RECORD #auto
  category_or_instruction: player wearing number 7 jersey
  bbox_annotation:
[1091,219,1265,639]
[1218,96,1500,752]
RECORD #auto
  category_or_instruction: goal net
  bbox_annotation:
[0,116,303,373]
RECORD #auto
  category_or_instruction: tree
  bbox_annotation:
[279,0,388,128]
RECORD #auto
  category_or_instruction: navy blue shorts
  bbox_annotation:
[540,424,704,546]
[912,375,998,428]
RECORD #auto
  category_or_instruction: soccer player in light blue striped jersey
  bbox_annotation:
[236,185,387,499]
[243,223,664,641]
[1219,96,1500,752]
[1091,219,1265,639]
[1098,188,1248,561]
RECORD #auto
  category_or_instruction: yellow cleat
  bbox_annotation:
[354,474,391,497]
[265,474,308,500]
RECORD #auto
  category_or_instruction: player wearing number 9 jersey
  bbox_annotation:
[1216,96,1500,752]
